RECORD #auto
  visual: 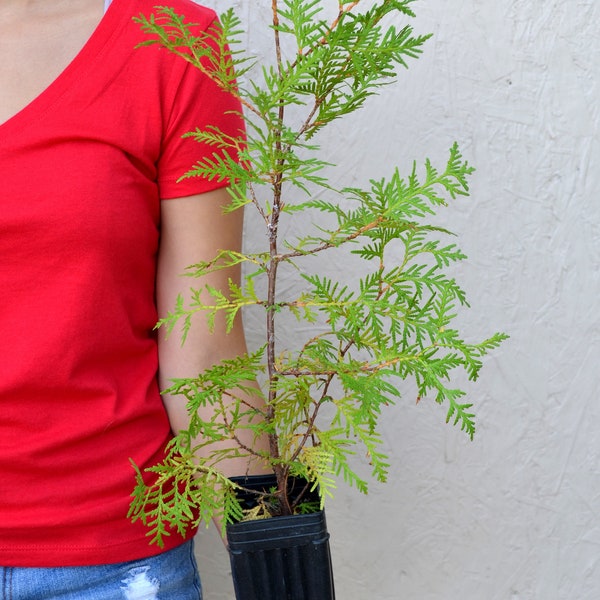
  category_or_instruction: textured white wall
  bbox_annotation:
[193,1,600,598]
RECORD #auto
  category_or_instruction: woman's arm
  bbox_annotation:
[157,188,268,477]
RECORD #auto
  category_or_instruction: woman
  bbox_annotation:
[0,0,258,597]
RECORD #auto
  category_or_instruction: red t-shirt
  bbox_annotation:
[0,0,243,566]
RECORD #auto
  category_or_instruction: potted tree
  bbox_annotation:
[129,1,507,598]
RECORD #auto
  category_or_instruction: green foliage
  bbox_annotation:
[130,0,508,545]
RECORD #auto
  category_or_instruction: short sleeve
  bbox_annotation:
[157,18,245,200]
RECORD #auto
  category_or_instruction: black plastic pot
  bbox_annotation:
[227,474,336,600]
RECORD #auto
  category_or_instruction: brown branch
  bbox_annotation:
[277,353,423,379]
[214,392,269,460]
[277,216,385,261]
[263,0,295,517]
[285,247,405,465]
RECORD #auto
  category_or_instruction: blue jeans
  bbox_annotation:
[0,540,202,600]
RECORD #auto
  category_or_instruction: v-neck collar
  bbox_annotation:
[0,0,132,139]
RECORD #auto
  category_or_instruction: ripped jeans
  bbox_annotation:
[0,540,202,600]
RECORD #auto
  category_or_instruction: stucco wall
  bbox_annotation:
[192,0,600,598]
